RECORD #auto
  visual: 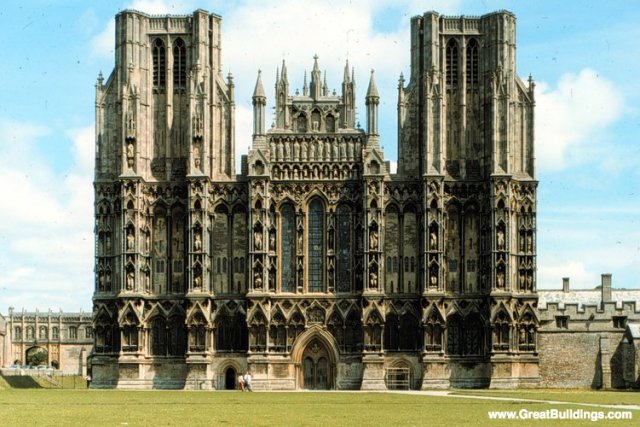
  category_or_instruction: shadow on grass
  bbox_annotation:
[0,374,43,389]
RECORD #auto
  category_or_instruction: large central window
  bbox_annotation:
[308,199,324,292]
[280,205,296,292]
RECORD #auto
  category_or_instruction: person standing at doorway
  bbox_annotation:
[238,373,245,391]
[244,371,253,392]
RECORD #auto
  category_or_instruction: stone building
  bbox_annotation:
[90,8,538,389]
[0,313,6,368]
[3,308,92,375]
[538,275,640,389]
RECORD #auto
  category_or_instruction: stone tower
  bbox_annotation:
[91,9,538,390]
[396,11,538,387]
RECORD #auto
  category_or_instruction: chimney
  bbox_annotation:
[601,273,612,304]
[562,277,570,293]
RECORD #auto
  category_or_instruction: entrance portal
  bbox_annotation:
[26,346,48,367]
[301,339,332,390]
[224,367,236,390]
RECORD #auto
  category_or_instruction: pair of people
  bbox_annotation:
[238,371,252,391]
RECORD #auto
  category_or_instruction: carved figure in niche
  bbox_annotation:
[339,139,347,160]
[347,139,354,160]
[526,234,533,253]
[369,231,378,250]
[194,274,202,290]
[154,218,166,255]
[126,141,135,169]
[106,234,112,253]
[126,229,135,251]
[293,140,300,160]
[519,271,525,289]
[497,271,505,288]
[254,230,263,250]
[297,232,303,251]
[194,232,202,251]
[269,231,276,252]
[369,272,378,289]
[526,273,533,291]
[277,141,284,161]
[328,230,334,250]
[497,229,505,251]
[269,270,275,290]
[254,271,263,290]
[143,268,150,292]
[193,143,201,169]
[126,270,135,291]
[284,140,291,160]
[430,273,438,287]
[300,140,308,161]
[98,273,105,292]
[309,140,315,160]
[106,273,112,291]
[324,140,330,161]
[519,233,525,252]
[430,231,438,250]
[270,141,276,157]
[317,140,323,160]
[144,231,150,253]
[332,139,339,160]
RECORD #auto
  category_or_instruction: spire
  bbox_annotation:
[281,59,288,83]
[303,70,308,96]
[275,65,280,86]
[366,70,379,98]
[323,71,328,96]
[343,60,350,83]
[310,54,322,99]
[253,70,266,99]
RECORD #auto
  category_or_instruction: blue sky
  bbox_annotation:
[0,0,638,311]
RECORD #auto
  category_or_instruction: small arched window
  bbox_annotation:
[446,39,459,87]
[173,38,187,89]
[152,38,166,88]
[52,327,59,340]
[466,38,479,87]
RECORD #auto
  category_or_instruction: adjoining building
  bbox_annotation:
[2,308,92,375]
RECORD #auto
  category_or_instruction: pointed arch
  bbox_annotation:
[152,38,166,88]
[307,197,325,292]
[172,37,186,89]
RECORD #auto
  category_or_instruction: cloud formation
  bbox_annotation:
[535,68,623,171]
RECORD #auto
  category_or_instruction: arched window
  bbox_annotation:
[39,326,47,340]
[280,204,296,292]
[152,38,166,88]
[446,39,459,87]
[26,326,34,340]
[52,327,59,340]
[69,326,78,340]
[336,205,351,292]
[14,326,22,340]
[151,317,167,356]
[466,38,479,87]
[173,38,186,89]
[308,199,324,292]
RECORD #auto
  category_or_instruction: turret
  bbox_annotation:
[252,70,266,137]
[310,55,322,100]
[275,60,289,129]
[366,70,379,136]
[341,60,356,128]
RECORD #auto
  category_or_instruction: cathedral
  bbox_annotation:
[91,9,539,389]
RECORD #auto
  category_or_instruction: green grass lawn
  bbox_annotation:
[453,389,640,406]
[0,390,637,427]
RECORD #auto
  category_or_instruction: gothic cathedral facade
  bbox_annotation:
[92,9,539,389]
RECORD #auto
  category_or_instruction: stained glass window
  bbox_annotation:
[280,205,295,292]
[337,205,351,292]
[308,199,324,292]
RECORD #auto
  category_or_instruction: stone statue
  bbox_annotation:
[497,229,505,250]
[300,140,308,161]
[194,233,202,251]
[254,230,263,250]
[369,231,378,250]
[269,232,275,251]
[497,271,505,288]
[126,229,135,251]
[277,141,284,161]
[126,141,134,169]
[369,272,378,289]
[194,274,202,290]
[430,231,437,250]
[430,273,438,287]
[126,270,134,291]
[254,272,262,289]
[526,234,533,253]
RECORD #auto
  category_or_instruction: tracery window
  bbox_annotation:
[446,39,459,87]
[85,327,93,339]
[14,326,22,340]
[336,205,351,292]
[173,38,186,89]
[122,325,138,352]
[280,204,296,292]
[52,327,59,340]
[69,326,78,340]
[152,38,166,88]
[466,38,479,86]
[308,199,324,292]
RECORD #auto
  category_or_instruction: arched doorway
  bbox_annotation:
[26,346,48,367]
[301,338,332,390]
[224,367,236,390]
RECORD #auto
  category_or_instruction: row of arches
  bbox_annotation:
[152,37,187,89]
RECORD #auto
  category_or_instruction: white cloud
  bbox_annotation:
[89,20,115,60]
[0,120,94,311]
[535,68,623,171]
[537,259,596,290]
